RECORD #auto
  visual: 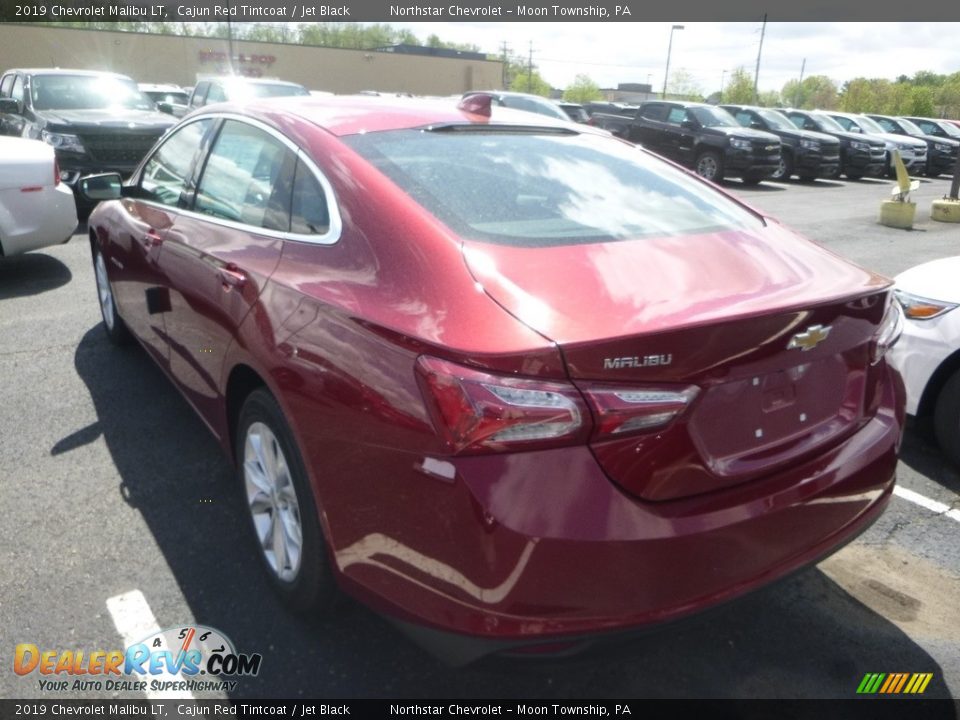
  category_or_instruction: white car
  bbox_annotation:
[889,257,960,467]
[0,137,77,257]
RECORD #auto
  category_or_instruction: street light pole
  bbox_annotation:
[662,24,684,100]
[720,69,727,103]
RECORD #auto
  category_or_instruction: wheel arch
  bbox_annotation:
[225,362,268,459]
[917,347,960,418]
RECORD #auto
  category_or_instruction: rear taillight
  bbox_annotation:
[416,356,701,454]
[416,356,589,454]
[580,385,699,440]
[871,296,904,365]
[54,158,61,186]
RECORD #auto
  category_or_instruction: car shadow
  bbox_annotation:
[68,325,955,701]
[898,422,960,496]
[729,181,786,192]
[0,252,72,299]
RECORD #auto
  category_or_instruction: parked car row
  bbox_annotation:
[588,99,959,184]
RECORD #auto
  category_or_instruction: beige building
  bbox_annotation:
[0,23,502,95]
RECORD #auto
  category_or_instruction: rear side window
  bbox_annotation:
[194,120,294,230]
[666,107,688,124]
[206,83,227,104]
[344,128,763,248]
[11,76,24,103]
[290,160,329,235]
[638,104,666,121]
[140,118,212,207]
[191,81,209,107]
[832,116,854,131]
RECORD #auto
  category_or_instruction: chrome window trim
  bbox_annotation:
[134,111,342,246]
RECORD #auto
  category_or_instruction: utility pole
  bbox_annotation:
[527,40,534,93]
[500,41,510,89]
[225,1,235,74]
[752,13,766,104]
[795,58,806,107]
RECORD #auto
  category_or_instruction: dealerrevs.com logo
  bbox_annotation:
[14,626,262,694]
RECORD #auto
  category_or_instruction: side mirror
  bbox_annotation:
[681,119,696,129]
[0,97,23,114]
[849,126,861,133]
[750,120,764,130]
[156,102,174,115]
[79,173,123,202]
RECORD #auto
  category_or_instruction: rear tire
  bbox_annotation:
[694,150,724,182]
[236,388,337,614]
[92,244,131,345]
[933,370,960,469]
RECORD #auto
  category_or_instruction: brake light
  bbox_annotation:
[580,385,699,440]
[416,356,589,454]
[54,157,61,186]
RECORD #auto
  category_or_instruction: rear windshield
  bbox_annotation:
[343,128,763,247]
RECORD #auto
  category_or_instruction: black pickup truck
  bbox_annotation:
[720,104,841,181]
[590,100,782,183]
[0,68,176,211]
[778,108,886,180]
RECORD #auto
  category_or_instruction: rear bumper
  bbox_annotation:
[331,366,904,659]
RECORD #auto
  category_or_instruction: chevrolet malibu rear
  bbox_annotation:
[85,97,905,663]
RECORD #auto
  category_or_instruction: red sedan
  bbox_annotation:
[80,95,905,663]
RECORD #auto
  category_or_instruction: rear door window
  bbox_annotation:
[194,119,294,230]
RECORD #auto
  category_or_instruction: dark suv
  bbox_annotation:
[593,100,782,183]
[0,69,176,205]
[721,104,840,181]
[780,109,886,180]
[866,114,960,177]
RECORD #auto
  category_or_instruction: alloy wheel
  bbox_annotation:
[243,421,303,582]
[94,252,115,331]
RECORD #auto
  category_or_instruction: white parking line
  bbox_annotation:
[106,590,195,700]
[894,485,960,524]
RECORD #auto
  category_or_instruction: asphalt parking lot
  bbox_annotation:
[1,173,958,702]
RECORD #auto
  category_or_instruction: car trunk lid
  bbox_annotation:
[461,223,892,500]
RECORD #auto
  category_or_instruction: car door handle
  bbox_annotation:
[218,264,248,290]
[141,229,164,248]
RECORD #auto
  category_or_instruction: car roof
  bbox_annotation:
[7,68,134,80]
[197,95,603,138]
[139,83,185,91]
[201,76,306,87]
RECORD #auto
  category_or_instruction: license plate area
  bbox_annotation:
[689,355,866,478]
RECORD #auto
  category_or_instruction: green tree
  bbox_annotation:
[667,68,702,101]
[840,78,874,112]
[801,75,838,109]
[510,70,552,96]
[563,75,602,103]
[909,86,936,117]
[723,67,754,104]
[756,90,781,107]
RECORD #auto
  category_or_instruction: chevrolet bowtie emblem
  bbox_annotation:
[788,324,832,351]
